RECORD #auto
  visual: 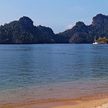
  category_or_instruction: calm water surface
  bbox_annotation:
[0,44,108,93]
[0,44,108,108]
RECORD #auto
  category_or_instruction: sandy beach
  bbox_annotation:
[0,81,108,108]
[1,94,108,108]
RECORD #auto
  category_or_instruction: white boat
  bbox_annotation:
[93,42,98,44]
[93,37,98,44]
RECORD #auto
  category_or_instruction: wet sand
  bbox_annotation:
[1,81,108,108]
[1,94,108,108]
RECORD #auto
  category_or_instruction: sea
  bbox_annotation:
[0,44,108,103]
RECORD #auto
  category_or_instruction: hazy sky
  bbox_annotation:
[0,0,108,33]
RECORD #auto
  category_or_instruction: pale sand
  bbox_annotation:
[53,98,108,108]
[1,95,108,108]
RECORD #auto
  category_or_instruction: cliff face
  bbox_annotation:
[58,14,108,43]
[0,16,55,44]
[58,22,90,43]
[0,14,108,44]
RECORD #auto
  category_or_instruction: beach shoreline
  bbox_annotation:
[0,81,108,108]
[1,93,108,108]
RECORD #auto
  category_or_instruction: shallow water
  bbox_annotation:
[0,44,108,102]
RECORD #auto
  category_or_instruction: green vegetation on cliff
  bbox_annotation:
[96,37,108,44]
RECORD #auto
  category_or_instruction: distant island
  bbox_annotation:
[0,14,108,44]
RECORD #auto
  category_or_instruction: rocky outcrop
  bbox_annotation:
[0,16,55,44]
[0,14,108,44]
[58,14,108,43]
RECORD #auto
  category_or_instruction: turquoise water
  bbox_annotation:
[0,44,108,91]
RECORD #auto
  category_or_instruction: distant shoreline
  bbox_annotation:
[0,42,102,45]
[0,14,108,44]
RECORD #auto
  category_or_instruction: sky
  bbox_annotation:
[0,0,108,33]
